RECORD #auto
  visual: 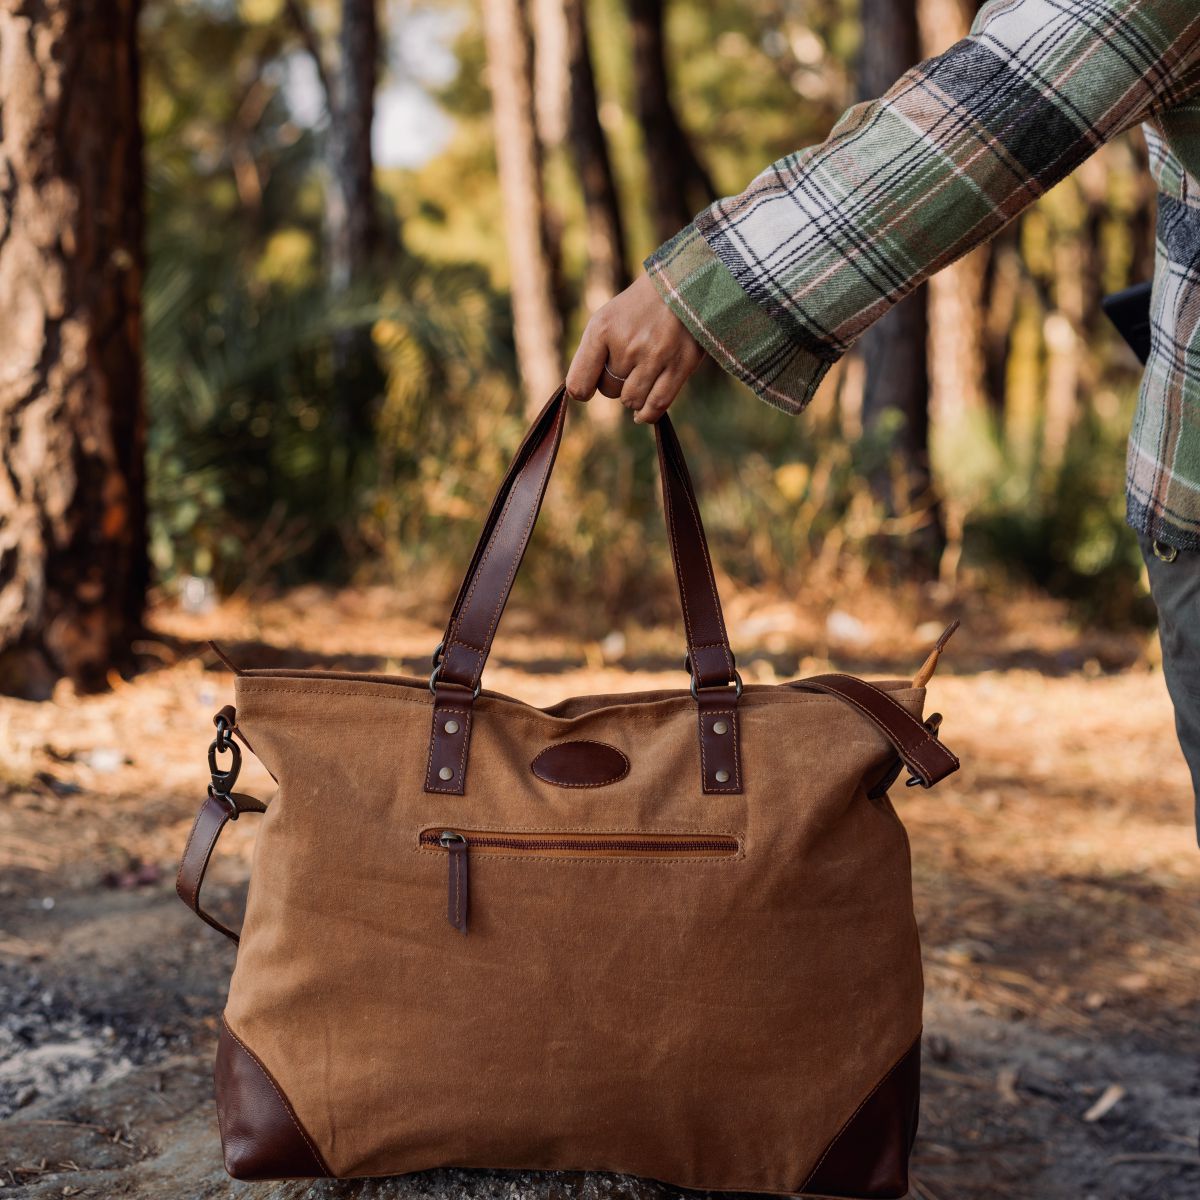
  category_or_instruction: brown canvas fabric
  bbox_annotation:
[182,389,958,1195]
[221,674,926,1190]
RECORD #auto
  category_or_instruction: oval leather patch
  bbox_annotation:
[531,741,629,788]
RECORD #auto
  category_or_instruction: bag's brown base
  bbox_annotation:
[214,1012,919,1197]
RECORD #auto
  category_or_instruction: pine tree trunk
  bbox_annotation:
[0,0,146,697]
[483,0,564,409]
[328,0,379,297]
[564,0,629,312]
[858,0,943,566]
[626,0,715,243]
[326,0,382,452]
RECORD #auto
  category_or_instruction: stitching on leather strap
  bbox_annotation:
[425,701,473,794]
[444,400,565,684]
[810,676,959,777]
[191,817,224,910]
[176,800,213,904]
[670,435,734,677]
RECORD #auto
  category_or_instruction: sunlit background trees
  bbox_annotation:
[0,0,1156,694]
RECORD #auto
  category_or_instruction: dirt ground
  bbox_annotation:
[1,586,1198,1199]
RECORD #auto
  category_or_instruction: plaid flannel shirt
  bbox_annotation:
[646,0,1200,550]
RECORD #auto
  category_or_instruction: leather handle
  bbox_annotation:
[177,789,266,944]
[791,674,959,787]
[655,414,737,688]
[435,386,737,694]
[435,390,570,691]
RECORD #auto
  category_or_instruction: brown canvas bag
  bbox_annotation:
[178,387,960,1198]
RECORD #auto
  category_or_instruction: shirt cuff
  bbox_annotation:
[643,220,837,416]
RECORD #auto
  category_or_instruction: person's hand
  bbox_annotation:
[565,273,706,423]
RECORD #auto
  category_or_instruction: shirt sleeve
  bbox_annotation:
[645,0,1200,416]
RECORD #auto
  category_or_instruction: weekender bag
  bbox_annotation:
[178,386,960,1198]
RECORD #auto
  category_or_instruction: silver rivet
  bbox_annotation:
[715,769,730,784]
[438,766,454,781]
[444,719,460,734]
[712,720,728,735]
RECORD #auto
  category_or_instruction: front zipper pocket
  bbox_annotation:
[419,828,741,935]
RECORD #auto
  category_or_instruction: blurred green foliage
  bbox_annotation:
[142,0,1154,631]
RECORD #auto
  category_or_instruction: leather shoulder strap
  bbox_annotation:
[791,673,959,787]
[177,790,266,943]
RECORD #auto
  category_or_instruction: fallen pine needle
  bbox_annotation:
[1109,1152,1200,1168]
[1083,1083,1125,1122]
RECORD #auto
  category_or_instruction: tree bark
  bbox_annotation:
[626,0,715,244]
[326,0,383,453]
[564,0,629,312]
[483,0,564,409]
[858,0,943,565]
[327,0,379,297]
[0,0,146,697]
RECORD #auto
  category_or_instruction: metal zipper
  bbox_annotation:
[420,828,740,934]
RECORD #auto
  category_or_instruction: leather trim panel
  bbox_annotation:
[531,740,630,788]
[214,1017,331,1180]
[801,1035,921,1199]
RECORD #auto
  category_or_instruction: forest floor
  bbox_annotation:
[1,584,1198,1200]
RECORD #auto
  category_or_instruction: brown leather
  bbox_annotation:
[176,789,265,944]
[437,392,569,692]
[424,684,476,796]
[215,1016,330,1180]
[792,674,959,787]
[802,1035,921,1199]
[209,642,245,675]
[426,389,743,795]
[696,689,742,794]
[530,740,630,788]
[654,414,738,690]
[440,393,568,668]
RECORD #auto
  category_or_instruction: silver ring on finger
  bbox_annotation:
[602,360,629,384]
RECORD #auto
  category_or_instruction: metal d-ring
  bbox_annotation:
[690,670,744,702]
[208,783,242,820]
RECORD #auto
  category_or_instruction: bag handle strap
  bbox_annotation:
[433,387,737,694]
[434,390,571,692]
[655,411,738,688]
[791,674,959,787]
[425,386,741,796]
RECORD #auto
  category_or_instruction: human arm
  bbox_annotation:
[568,0,1200,421]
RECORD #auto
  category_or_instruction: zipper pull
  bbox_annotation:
[440,831,469,934]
